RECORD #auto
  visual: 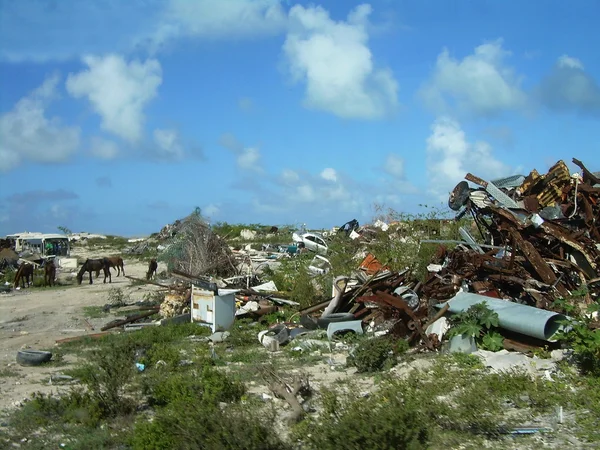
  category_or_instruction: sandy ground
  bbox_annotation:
[0,248,166,413]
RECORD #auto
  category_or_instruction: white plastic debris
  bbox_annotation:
[425,317,450,340]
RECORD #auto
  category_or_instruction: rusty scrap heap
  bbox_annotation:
[295,158,598,350]
[421,157,600,309]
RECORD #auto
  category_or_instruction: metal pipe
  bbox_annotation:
[438,292,568,341]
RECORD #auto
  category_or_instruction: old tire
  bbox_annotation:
[16,350,52,367]
[317,312,356,329]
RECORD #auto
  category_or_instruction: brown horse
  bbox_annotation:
[14,262,34,288]
[77,258,111,285]
[106,256,125,277]
[44,260,56,287]
[146,258,158,280]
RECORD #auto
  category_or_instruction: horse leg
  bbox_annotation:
[122,264,125,277]
[104,267,111,284]
[89,270,93,284]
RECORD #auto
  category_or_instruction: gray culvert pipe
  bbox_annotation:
[438,291,568,342]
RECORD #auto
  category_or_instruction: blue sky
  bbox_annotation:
[0,0,599,237]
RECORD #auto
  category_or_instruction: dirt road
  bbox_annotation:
[0,253,165,412]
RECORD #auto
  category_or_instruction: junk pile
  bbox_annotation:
[0,248,19,271]
[159,288,191,318]
[283,158,599,352]
[96,159,599,354]
[421,158,600,310]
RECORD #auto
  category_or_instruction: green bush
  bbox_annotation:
[296,384,431,450]
[347,336,402,373]
[73,342,137,418]
[145,366,245,407]
[132,402,287,450]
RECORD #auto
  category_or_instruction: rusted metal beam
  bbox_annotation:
[373,290,433,350]
[56,332,112,344]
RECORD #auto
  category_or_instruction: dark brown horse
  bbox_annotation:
[146,258,158,280]
[44,260,56,287]
[14,262,34,288]
[77,258,111,285]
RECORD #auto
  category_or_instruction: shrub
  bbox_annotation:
[145,366,245,407]
[73,341,137,418]
[296,384,431,450]
[132,402,287,450]
[347,336,402,373]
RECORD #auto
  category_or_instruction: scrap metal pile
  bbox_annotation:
[420,158,600,311]
[293,158,599,349]
[296,257,437,348]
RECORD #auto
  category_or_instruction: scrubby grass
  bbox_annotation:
[0,367,20,377]
[1,315,599,449]
[82,306,108,319]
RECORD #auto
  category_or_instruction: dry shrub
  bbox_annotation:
[159,209,237,278]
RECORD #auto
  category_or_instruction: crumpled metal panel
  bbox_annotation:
[491,174,526,189]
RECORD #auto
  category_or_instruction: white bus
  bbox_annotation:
[6,232,70,257]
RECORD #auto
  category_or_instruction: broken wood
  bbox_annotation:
[124,275,183,290]
[100,309,159,331]
[56,332,111,344]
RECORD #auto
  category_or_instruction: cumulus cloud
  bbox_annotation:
[66,54,162,143]
[426,117,512,201]
[0,75,81,172]
[283,4,398,119]
[153,128,185,159]
[537,54,600,115]
[90,137,119,159]
[420,39,527,117]
[149,0,286,50]
[320,168,338,182]
[238,147,262,171]
[218,132,262,172]
[280,169,300,185]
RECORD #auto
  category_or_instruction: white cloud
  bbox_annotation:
[320,168,338,182]
[420,39,527,116]
[0,75,81,172]
[557,55,584,70]
[219,132,262,172]
[281,169,300,185]
[426,117,512,201]
[383,154,405,178]
[537,55,600,115]
[90,137,119,160]
[149,0,287,50]
[238,147,262,171]
[66,54,162,143]
[296,184,316,202]
[153,128,185,159]
[283,4,398,119]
